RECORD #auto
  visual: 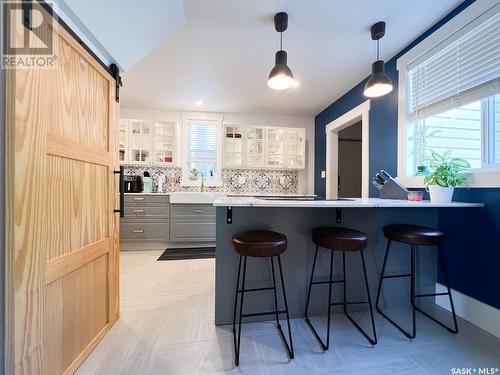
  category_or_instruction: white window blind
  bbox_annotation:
[406,7,500,122]
[188,121,217,159]
[187,120,218,178]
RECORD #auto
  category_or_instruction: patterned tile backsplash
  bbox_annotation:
[123,164,298,195]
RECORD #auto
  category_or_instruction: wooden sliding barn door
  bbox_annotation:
[5,4,120,375]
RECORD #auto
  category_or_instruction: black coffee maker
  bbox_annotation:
[124,175,143,193]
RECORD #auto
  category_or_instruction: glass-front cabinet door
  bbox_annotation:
[246,127,265,167]
[129,120,152,163]
[285,129,305,169]
[224,126,244,167]
[120,119,176,165]
[266,127,286,167]
[153,121,175,163]
[119,119,129,162]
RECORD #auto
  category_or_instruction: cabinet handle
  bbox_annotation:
[192,210,204,213]
[133,229,144,233]
[133,209,145,213]
[133,197,145,201]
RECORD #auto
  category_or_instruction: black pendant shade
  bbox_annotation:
[364,22,393,98]
[268,12,294,90]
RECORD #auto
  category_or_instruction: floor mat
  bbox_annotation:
[157,247,215,261]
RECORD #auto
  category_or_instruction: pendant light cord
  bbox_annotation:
[376,39,380,61]
[280,31,283,51]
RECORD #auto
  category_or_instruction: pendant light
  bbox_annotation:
[364,21,393,98]
[268,12,294,90]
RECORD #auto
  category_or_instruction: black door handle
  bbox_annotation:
[114,165,124,218]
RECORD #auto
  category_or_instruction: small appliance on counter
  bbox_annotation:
[371,170,408,200]
[143,171,153,193]
[124,175,143,193]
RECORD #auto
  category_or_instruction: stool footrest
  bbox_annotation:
[415,292,449,298]
[311,279,345,285]
[238,286,274,293]
[381,273,411,279]
[242,310,286,318]
[331,300,369,306]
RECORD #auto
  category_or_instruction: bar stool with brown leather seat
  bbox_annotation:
[376,224,459,339]
[304,227,377,350]
[231,230,294,366]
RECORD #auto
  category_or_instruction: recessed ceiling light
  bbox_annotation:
[195,100,203,106]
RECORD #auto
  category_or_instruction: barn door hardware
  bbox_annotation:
[110,63,123,103]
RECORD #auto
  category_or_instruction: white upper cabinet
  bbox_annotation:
[246,127,265,167]
[266,127,286,168]
[120,119,176,165]
[285,128,306,169]
[224,125,245,167]
[224,125,305,169]
[224,125,266,168]
[120,117,305,170]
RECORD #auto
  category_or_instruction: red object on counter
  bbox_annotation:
[407,191,424,201]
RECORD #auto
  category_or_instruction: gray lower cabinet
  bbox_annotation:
[121,194,170,250]
[170,204,216,242]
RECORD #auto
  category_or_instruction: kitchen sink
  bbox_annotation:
[169,192,225,204]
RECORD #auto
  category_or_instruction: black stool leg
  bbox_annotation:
[270,256,280,329]
[304,246,334,350]
[276,255,294,359]
[233,256,247,366]
[414,247,459,334]
[376,240,416,339]
[304,245,319,319]
[343,250,378,345]
[410,245,417,338]
[232,255,242,336]
[375,239,392,311]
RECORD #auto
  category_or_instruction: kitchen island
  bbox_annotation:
[213,197,483,325]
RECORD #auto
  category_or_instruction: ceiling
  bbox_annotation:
[61,0,186,71]
[120,0,462,115]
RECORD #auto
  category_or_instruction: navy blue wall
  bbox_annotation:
[314,0,500,309]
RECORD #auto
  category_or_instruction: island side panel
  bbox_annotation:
[215,206,439,325]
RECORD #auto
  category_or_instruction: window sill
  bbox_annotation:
[396,169,500,189]
[180,178,223,187]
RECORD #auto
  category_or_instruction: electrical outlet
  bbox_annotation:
[321,171,326,178]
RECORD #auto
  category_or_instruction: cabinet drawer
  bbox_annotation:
[124,205,170,219]
[171,204,216,219]
[121,222,169,240]
[125,194,169,205]
[170,219,216,242]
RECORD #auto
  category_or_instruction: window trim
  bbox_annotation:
[180,112,223,187]
[396,1,500,188]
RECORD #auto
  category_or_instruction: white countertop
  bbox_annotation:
[212,196,484,208]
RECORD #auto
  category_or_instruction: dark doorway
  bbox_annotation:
[338,121,362,197]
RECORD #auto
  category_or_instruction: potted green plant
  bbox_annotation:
[423,151,470,203]
[189,168,200,181]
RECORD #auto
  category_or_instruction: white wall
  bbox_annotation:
[121,108,315,194]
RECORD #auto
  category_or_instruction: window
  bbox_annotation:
[397,3,500,186]
[187,121,217,177]
[406,94,500,175]
[181,113,223,185]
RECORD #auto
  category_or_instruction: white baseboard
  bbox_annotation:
[435,283,500,338]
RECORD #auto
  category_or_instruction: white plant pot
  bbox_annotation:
[428,185,454,203]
